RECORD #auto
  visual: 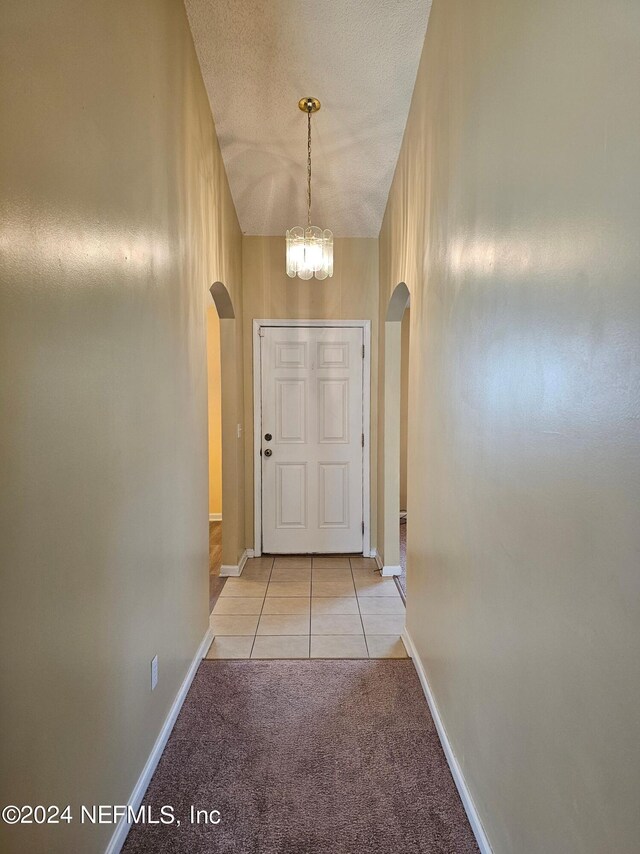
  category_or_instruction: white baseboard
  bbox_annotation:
[105,627,213,854]
[219,548,251,577]
[401,629,493,854]
[381,564,402,577]
[372,551,401,576]
[209,513,222,522]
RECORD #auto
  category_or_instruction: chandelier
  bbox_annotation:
[286,97,333,280]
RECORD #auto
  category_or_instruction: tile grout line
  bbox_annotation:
[350,557,371,659]
[249,556,273,659]
[313,557,359,659]
[257,556,312,659]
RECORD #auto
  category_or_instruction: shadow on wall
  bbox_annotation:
[210,281,235,319]
[386,281,410,323]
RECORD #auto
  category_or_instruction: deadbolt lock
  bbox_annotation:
[264,433,272,441]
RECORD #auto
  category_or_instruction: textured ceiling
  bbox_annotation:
[184,0,432,237]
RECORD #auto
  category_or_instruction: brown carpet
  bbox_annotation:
[123,660,479,854]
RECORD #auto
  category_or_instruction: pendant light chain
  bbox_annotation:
[307,107,312,228]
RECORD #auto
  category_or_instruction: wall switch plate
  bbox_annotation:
[237,423,242,439]
[151,655,158,691]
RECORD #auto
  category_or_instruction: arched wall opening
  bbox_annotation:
[380,282,411,579]
[208,282,242,584]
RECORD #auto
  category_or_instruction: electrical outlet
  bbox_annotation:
[151,655,158,691]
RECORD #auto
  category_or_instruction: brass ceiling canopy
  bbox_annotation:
[298,97,321,114]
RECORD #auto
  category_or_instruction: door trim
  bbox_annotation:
[253,319,371,558]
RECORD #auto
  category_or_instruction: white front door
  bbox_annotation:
[260,326,364,553]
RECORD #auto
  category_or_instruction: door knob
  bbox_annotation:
[264,448,272,457]
[264,433,272,441]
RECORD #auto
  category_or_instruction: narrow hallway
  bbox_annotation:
[3,1,639,852]
[122,660,479,854]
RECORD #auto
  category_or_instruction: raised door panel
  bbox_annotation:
[275,379,307,443]
[317,341,349,369]
[318,378,349,444]
[318,463,349,528]
[276,463,307,528]
[275,341,307,369]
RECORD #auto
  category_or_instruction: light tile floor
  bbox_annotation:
[206,556,408,660]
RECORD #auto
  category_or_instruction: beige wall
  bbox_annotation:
[399,308,410,511]
[379,1,640,852]
[206,308,222,515]
[241,236,379,551]
[0,2,242,852]
[217,300,246,566]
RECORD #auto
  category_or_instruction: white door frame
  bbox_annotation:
[253,319,371,558]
